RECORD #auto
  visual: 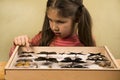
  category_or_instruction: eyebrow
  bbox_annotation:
[47,16,67,23]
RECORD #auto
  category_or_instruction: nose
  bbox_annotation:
[52,23,59,31]
[53,26,59,31]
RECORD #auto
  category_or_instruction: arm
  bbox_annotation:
[9,32,42,57]
[30,32,41,46]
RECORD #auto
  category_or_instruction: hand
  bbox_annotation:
[13,35,31,47]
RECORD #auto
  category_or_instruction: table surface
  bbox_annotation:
[0,59,120,80]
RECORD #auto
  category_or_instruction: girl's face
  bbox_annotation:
[47,8,75,38]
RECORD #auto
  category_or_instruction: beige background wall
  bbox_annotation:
[0,0,120,61]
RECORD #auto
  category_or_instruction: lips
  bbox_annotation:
[55,33,61,35]
[54,31,61,35]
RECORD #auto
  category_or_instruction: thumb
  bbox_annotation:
[25,36,30,47]
[28,39,32,46]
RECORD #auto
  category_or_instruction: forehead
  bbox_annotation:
[47,7,72,20]
[47,8,63,19]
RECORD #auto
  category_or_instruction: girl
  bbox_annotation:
[10,0,96,56]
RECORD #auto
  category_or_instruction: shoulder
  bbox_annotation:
[35,31,42,38]
[31,31,42,46]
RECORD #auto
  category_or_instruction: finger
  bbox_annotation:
[17,36,22,46]
[14,36,25,46]
[24,35,32,51]
[28,39,32,46]
[24,35,30,47]
[14,37,20,46]
[13,38,17,45]
[21,36,26,46]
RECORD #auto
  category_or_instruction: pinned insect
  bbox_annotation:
[61,57,86,63]
[37,51,57,55]
[16,59,33,62]
[87,53,108,61]
[19,54,32,57]
[61,63,87,68]
[34,57,58,63]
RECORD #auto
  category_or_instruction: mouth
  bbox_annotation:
[54,32,61,35]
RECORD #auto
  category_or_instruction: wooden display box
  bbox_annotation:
[5,46,120,80]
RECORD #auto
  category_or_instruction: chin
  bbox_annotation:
[55,35,64,38]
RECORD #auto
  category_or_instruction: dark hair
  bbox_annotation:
[40,0,95,46]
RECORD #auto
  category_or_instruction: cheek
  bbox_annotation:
[64,23,72,32]
[49,22,53,29]
[61,25,72,34]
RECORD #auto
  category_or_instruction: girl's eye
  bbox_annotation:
[48,17,52,22]
[48,17,66,24]
[56,21,66,24]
